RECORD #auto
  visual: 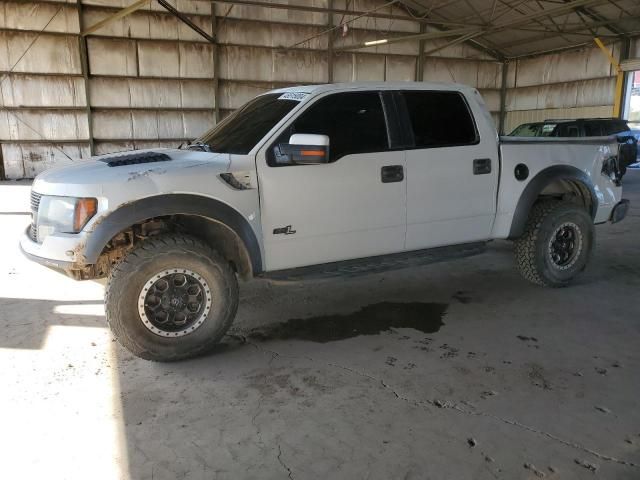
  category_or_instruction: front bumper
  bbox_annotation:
[19,227,88,269]
[610,199,630,224]
[19,242,74,271]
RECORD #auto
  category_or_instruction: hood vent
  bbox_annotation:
[99,152,172,167]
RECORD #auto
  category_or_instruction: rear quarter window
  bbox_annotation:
[584,122,603,136]
[602,121,630,135]
[401,91,478,148]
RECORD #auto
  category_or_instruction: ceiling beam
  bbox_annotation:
[490,14,640,52]
[562,0,625,36]
[401,0,625,55]
[81,0,149,36]
[158,0,216,42]
[486,0,608,31]
[395,2,506,60]
[511,39,594,59]
[211,0,478,27]
[334,26,481,51]
[339,0,608,56]
[422,30,485,56]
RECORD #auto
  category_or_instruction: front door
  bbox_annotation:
[400,90,499,250]
[256,91,407,271]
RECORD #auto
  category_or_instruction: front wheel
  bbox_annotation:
[105,234,238,361]
[515,200,594,287]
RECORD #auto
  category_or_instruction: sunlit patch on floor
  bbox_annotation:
[54,303,106,316]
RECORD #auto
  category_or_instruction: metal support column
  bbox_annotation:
[594,37,626,118]
[327,0,334,83]
[498,60,509,136]
[76,0,95,156]
[0,144,5,180]
[210,8,221,123]
[619,37,631,119]
[416,23,426,81]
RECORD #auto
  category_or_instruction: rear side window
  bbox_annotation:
[584,122,602,136]
[270,91,389,164]
[552,123,580,137]
[401,91,478,148]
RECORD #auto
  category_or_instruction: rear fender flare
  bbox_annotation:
[508,165,598,239]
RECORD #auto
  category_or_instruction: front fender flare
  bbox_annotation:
[82,194,262,274]
[508,165,598,239]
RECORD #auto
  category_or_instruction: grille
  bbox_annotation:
[29,191,42,243]
[30,191,42,212]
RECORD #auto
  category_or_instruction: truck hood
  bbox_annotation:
[32,148,233,197]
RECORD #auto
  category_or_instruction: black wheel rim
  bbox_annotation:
[548,222,581,268]
[138,269,212,337]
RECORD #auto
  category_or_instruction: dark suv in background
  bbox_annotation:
[509,118,630,137]
[509,118,638,168]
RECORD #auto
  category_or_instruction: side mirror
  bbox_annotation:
[273,133,330,165]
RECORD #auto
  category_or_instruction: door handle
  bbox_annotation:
[473,158,492,175]
[381,165,404,183]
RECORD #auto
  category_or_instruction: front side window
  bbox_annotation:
[269,91,389,164]
[401,91,478,148]
[196,93,300,154]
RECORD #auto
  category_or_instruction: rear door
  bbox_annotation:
[400,90,499,250]
[256,91,407,271]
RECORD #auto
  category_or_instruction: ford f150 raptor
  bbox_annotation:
[20,82,630,361]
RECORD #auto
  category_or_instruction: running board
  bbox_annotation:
[260,242,487,282]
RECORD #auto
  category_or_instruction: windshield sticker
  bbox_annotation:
[278,92,309,101]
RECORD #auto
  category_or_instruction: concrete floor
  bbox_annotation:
[1,172,639,480]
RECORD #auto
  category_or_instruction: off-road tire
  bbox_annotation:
[105,234,238,361]
[515,200,594,287]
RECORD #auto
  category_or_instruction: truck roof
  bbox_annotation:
[270,81,474,95]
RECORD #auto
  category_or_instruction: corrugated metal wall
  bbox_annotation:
[0,0,504,179]
[1,0,216,178]
[504,44,620,133]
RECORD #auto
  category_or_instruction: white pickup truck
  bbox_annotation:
[20,82,630,361]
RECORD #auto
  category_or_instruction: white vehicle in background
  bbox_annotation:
[20,82,630,361]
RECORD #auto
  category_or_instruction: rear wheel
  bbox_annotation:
[105,234,238,361]
[515,200,594,287]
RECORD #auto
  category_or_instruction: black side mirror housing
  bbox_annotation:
[273,134,330,165]
[273,144,329,165]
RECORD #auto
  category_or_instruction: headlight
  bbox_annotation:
[37,196,97,241]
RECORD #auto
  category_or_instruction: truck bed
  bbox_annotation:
[492,136,622,238]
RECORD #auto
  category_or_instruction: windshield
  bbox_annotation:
[196,93,301,154]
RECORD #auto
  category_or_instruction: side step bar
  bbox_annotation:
[260,242,487,282]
